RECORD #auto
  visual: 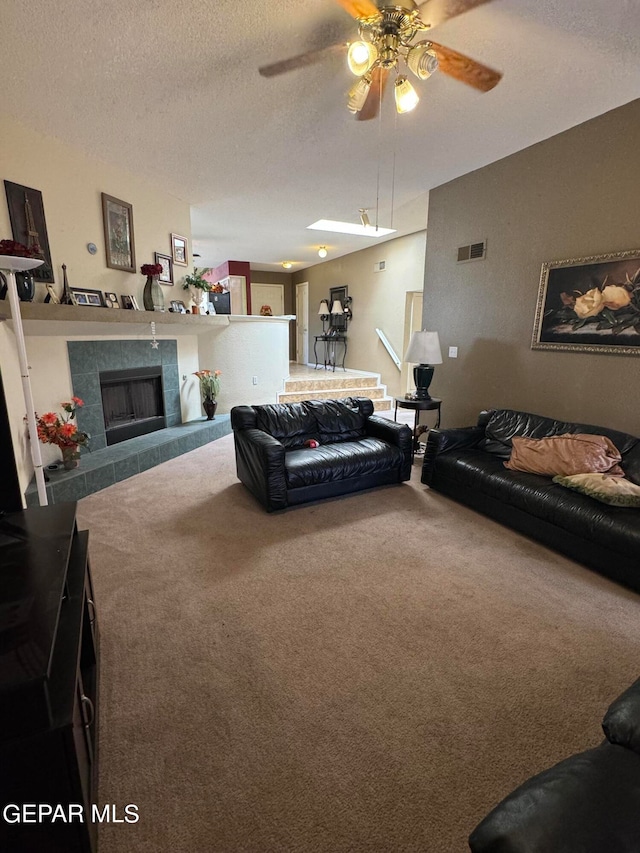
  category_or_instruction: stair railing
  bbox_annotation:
[375,328,401,371]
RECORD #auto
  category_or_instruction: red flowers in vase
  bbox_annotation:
[141,263,163,277]
[0,239,41,258]
[34,398,89,461]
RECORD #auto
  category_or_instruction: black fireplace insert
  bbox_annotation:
[100,366,166,445]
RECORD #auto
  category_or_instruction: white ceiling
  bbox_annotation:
[2,1,640,272]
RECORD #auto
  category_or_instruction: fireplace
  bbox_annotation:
[100,366,166,446]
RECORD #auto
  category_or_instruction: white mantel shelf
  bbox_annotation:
[0,302,295,338]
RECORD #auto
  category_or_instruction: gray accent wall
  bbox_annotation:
[423,99,640,436]
[67,339,181,450]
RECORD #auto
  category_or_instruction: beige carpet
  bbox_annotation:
[77,434,640,853]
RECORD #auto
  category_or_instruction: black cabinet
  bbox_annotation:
[0,503,99,852]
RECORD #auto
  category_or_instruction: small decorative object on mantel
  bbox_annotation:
[141,263,165,312]
[260,304,273,316]
[60,263,76,305]
[0,240,40,301]
[182,268,212,314]
[194,369,221,420]
[33,397,89,470]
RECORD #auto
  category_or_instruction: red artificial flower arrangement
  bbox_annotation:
[34,398,89,456]
[0,239,41,258]
[141,263,163,276]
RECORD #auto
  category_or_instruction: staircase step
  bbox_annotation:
[279,387,385,404]
[373,398,392,412]
[284,374,378,392]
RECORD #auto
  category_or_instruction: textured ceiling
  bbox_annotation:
[2,0,640,271]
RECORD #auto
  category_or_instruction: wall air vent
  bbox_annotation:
[457,240,487,263]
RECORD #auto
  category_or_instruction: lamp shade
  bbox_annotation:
[318,300,330,315]
[404,331,442,364]
[330,300,344,315]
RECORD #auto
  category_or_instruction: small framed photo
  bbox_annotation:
[170,300,187,313]
[70,287,105,307]
[170,233,188,267]
[155,252,173,285]
[102,193,136,273]
[104,291,120,308]
[121,294,135,310]
[131,295,141,310]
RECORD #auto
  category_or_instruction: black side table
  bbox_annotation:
[314,334,347,371]
[394,397,442,461]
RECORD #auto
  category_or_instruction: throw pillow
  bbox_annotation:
[553,473,640,507]
[505,433,624,477]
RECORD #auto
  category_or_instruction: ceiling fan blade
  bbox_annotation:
[259,42,347,78]
[430,41,502,92]
[356,67,389,121]
[415,0,495,29]
[333,0,380,20]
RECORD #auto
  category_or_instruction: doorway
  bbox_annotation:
[295,282,309,364]
[250,283,285,316]
[401,291,423,394]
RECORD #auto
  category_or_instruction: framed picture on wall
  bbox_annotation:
[170,233,188,266]
[4,181,55,283]
[101,193,136,272]
[532,249,640,356]
[329,285,348,332]
[155,252,173,284]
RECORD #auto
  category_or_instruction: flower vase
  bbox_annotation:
[191,290,205,315]
[203,398,217,420]
[62,444,80,470]
[143,275,165,312]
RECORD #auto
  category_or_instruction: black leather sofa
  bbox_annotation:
[421,408,640,592]
[469,676,640,852]
[231,397,412,511]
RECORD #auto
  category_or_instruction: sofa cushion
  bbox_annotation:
[554,473,640,507]
[603,678,640,755]
[479,409,639,460]
[284,438,403,488]
[434,450,640,560]
[305,398,370,445]
[469,743,640,853]
[505,434,624,477]
[254,402,318,449]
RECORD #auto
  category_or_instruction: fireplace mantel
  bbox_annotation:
[0,302,295,338]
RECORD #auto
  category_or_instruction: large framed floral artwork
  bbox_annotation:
[532,249,640,356]
[101,193,136,273]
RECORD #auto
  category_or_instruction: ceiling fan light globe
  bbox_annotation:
[347,75,372,113]
[395,75,419,113]
[347,41,378,76]
[407,43,439,80]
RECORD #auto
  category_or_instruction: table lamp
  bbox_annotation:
[404,330,442,400]
[318,300,330,334]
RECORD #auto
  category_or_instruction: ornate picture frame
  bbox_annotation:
[155,252,173,285]
[170,233,188,267]
[102,193,136,273]
[532,249,640,356]
[4,181,55,283]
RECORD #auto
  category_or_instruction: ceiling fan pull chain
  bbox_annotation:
[375,77,383,231]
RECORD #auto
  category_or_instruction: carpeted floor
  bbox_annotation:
[77,433,640,853]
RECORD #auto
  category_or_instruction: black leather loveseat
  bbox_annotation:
[421,409,640,592]
[231,397,412,511]
[469,676,640,852]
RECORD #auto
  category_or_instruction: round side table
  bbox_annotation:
[393,397,442,461]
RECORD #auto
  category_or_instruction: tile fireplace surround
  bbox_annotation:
[24,338,231,506]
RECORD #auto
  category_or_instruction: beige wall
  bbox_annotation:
[423,99,640,436]
[294,232,427,398]
[0,115,193,304]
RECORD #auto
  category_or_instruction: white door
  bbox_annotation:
[295,282,309,364]
[250,283,285,316]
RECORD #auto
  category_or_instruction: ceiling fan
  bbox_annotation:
[259,0,502,120]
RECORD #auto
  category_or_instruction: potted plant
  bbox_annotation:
[34,397,89,469]
[194,369,221,419]
[182,268,212,314]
